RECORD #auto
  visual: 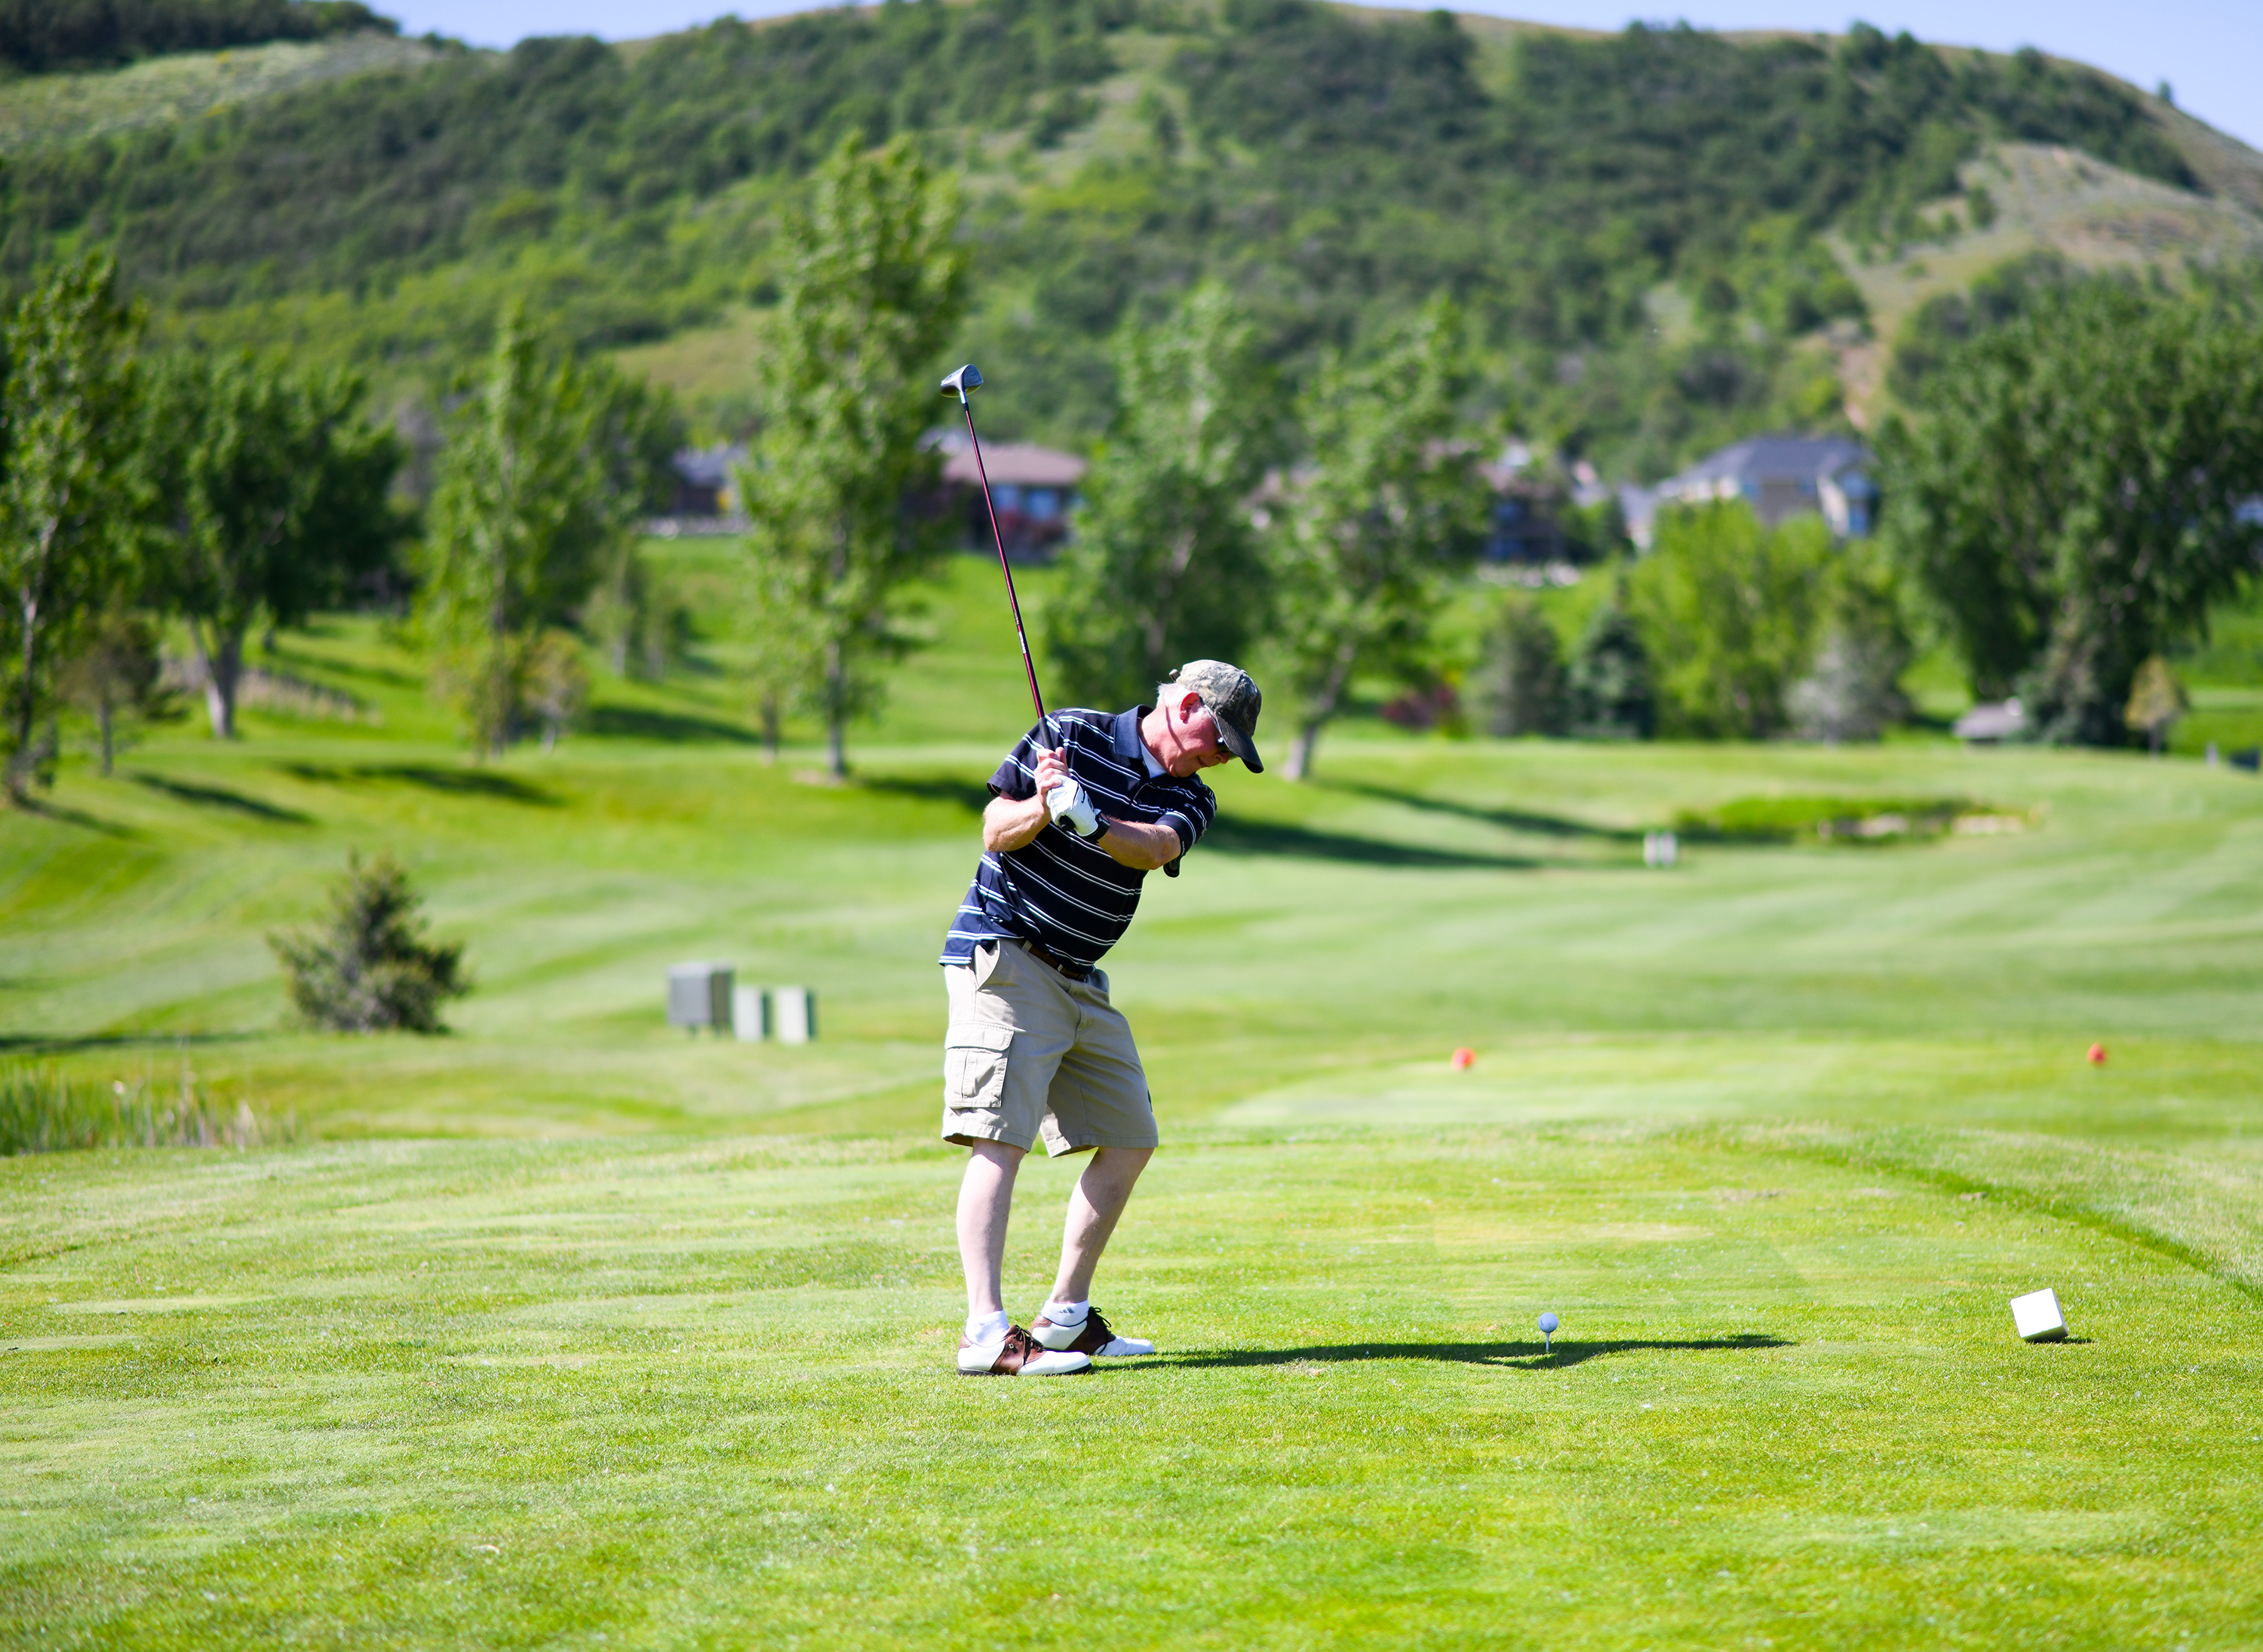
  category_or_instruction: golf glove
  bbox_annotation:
[1046,775,1101,837]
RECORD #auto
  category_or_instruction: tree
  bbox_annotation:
[1044,281,1278,709]
[1787,544,1913,743]
[1629,501,1830,739]
[1880,281,2263,745]
[270,850,469,1033]
[740,554,820,764]
[521,628,590,754]
[0,256,142,803]
[1567,589,1656,739]
[579,379,686,680]
[738,135,966,779]
[1266,298,1490,779]
[2123,656,2186,756]
[59,604,173,775]
[1470,596,1568,737]
[419,304,668,756]
[143,349,402,739]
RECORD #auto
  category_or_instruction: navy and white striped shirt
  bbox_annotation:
[940,707,1218,970]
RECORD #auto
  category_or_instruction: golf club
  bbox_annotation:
[941,364,1096,836]
[942,364,1053,748]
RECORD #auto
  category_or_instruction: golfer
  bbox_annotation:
[940,660,1264,1375]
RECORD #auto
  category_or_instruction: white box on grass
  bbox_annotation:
[732,985,769,1042]
[668,963,733,1035]
[2011,1287,2068,1343]
[772,986,816,1044]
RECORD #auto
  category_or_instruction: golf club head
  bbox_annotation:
[940,364,983,401]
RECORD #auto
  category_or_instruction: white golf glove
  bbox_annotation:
[1046,775,1101,837]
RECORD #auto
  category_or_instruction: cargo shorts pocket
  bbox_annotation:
[944,1024,1015,1111]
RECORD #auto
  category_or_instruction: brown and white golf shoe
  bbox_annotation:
[1030,1306,1155,1359]
[957,1324,1091,1377]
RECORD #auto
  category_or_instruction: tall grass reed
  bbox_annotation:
[1,1060,301,1155]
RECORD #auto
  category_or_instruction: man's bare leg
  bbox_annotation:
[1049,1145,1153,1304]
[956,1140,1025,1319]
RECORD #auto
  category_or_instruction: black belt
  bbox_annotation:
[1004,937,1092,982]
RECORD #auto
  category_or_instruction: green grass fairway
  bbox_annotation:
[6,554,2263,1644]
[8,1128,2263,1647]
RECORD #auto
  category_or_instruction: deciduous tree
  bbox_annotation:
[1266,297,1489,780]
[419,305,666,755]
[1044,281,1278,709]
[1881,281,2263,745]
[59,604,173,775]
[0,256,142,803]
[1630,501,1829,739]
[1566,588,1656,740]
[1470,596,1568,737]
[144,349,401,738]
[738,135,966,779]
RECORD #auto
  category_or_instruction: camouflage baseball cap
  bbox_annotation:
[1165,660,1264,773]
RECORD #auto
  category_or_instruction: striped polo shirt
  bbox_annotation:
[940,707,1218,970]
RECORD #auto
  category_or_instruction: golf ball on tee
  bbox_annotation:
[1537,1312,1559,1335]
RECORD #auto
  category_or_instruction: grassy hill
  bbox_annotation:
[4,2,2258,472]
[7,551,2263,1643]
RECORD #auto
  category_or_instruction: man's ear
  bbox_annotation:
[1176,689,1205,720]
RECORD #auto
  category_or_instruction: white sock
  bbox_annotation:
[964,1309,1010,1346]
[1043,1298,1090,1325]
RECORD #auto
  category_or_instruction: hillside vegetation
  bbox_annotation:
[3,0,2255,472]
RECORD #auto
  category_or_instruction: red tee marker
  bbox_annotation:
[1451,1047,1476,1071]
[2086,1042,2108,1066]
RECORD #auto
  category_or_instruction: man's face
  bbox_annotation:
[1158,692,1233,777]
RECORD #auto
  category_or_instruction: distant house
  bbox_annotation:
[667,444,747,517]
[1650,434,1878,542]
[929,428,1087,560]
[1475,447,1602,565]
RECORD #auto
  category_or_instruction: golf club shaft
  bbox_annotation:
[959,399,1055,748]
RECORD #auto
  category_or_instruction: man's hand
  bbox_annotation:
[983,748,1069,854]
[981,747,1178,869]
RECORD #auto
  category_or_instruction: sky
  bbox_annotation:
[382,1,2263,153]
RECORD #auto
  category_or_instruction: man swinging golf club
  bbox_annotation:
[940,659,1264,1375]
[938,362,1265,1377]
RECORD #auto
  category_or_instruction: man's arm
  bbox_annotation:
[979,747,1181,870]
[982,748,1070,854]
[983,790,1052,854]
[1091,816,1181,871]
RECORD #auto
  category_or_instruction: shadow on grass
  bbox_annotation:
[0,1030,266,1053]
[262,645,421,692]
[861,775,993,815]
[131,773,311,823]
[11,794,137,836]
[585,705,757,745]
[1145,1334,1792,1373]
[279,763,559,806]
[1320,778,1641,843]
[1204,815,1538,871]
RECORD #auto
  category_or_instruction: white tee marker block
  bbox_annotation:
[772,986,816,1045]
[2011,1287,2068,1343]
[732,985,769,1042]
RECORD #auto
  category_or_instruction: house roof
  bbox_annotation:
[929,429,1087,489]
[1663,434,1872,493]
[671,444,746,487]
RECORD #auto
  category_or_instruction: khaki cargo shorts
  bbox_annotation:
[941,940,1158,1157]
